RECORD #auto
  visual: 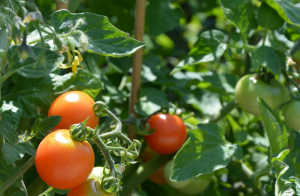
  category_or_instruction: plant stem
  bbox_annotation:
[38,186,53,196]
[0,155,35,194]
[92,135,116,178]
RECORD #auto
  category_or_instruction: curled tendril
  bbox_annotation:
[101,175,121,193]
[93,101,109,117]
[84,101,142,193]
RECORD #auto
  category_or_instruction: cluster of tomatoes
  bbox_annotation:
[235,74,300,130]
[35,91,115,195]
[34,91,213,195]
[141,113,213,195]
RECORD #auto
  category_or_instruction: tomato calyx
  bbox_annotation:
[70,117,96,141]
[257,67,275,83]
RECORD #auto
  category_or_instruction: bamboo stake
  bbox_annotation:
[129,0,146,140]
[56,0,69,10]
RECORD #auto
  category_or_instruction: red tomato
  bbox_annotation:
[35,129,95,189]
[48,91,99,131]
[141,145,167,185]
[145,114,187,154]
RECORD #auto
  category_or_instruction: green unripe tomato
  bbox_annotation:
[235,74,285,116]
[177,173,212,195]
[283,100,300,130]
[68,167,116,196]
[88,167,106,180]
[163,160,192,188]
[163,160,212,195]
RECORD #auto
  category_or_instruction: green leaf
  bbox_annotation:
[227,115,247,145]
[11,191,27,196]
[258,97,288,154]
[51,10,145,57]
[172,30,227,74]
[0,158,19,186]
[10,69,101,118]
[19,143,36,156]
[1,46,63,82]
[201,73,239,93]
[272,149,290,163]
[0,97,22,130]
[2,143,25,164]
[265,0,300,27]
[272,150,290,179]
[172,123,239,181]
[0,121,18,144]
[135,88,169,116]
[146,0,185,36]
[185,91,221,116]
[251,46,282,76]
[220,0,258,37]
[276,180,300,196]
[257,2,285,30]
[88,0,135,34]
[34,116,61,133]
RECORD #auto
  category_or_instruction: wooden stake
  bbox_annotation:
[56,0,69,10]
[129,0,146,140]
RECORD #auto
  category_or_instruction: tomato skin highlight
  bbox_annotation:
[35,129,95,189]
[145,114,187,155]
[235,75,285,116]
[283,100,300,130]
[48,91,99,130]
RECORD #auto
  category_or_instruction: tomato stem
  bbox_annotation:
[92,134,118,192]
[0,155,35,194]
[38,186,54,196]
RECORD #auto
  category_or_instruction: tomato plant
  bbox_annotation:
[2,0,300,196]
[145,114,187,155]
[48,91,99,130]
[35,129,95,189]
[235,74,285,116]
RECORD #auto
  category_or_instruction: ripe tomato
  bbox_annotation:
[145,114,187,154]
[163,160,212,195]
[283,100,300,130]
[68,167,116,196]
[235,74,285,116]
[48,91,99,130]
[35,129,95,189]
[141,145,167,185]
